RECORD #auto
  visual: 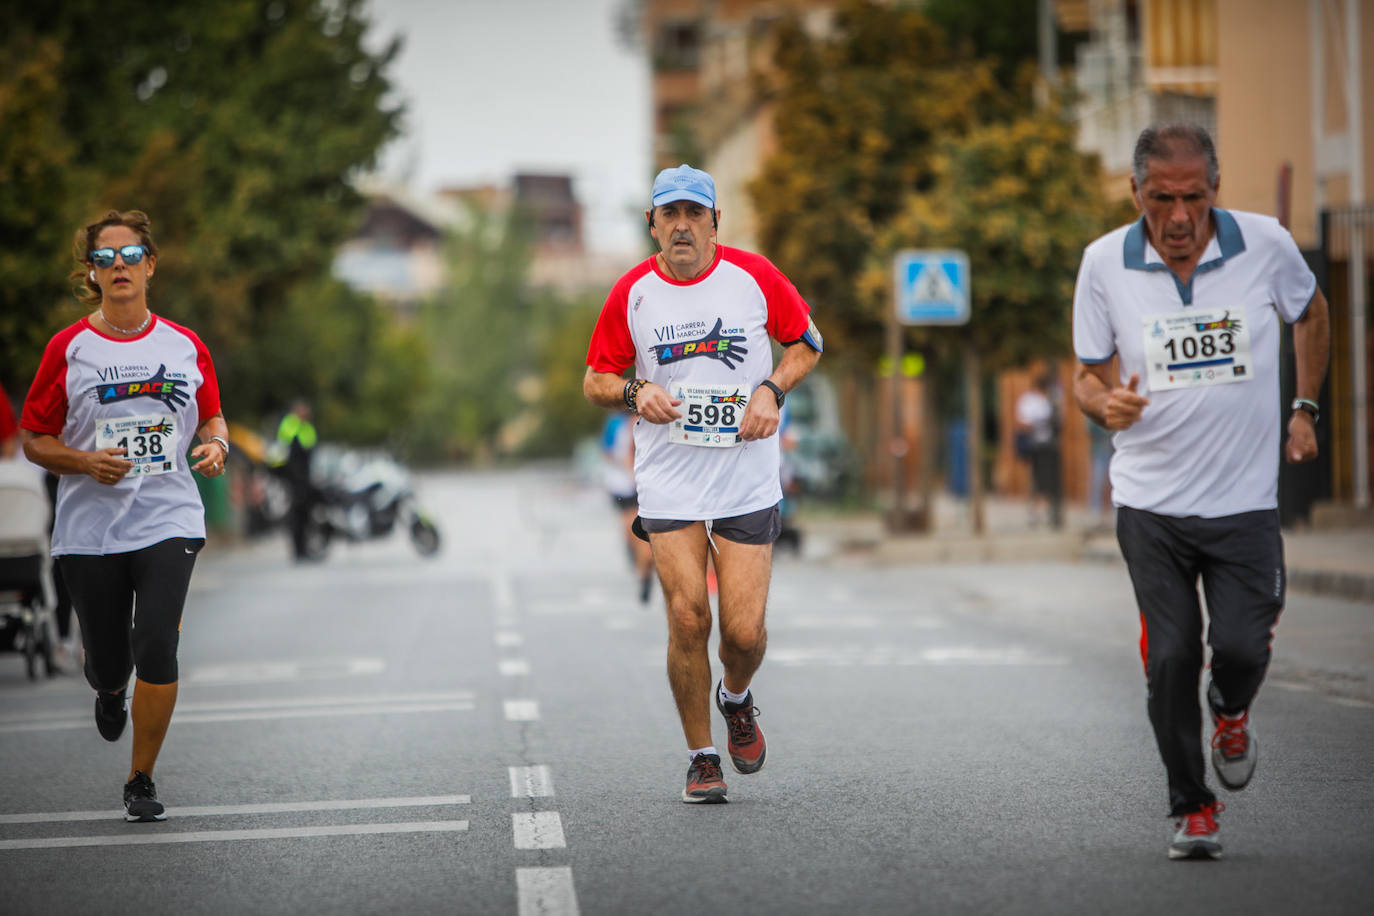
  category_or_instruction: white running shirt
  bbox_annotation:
[22,315,222,555]
[586,245,815,520]
[1072,209,1317,517]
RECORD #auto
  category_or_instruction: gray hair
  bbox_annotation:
[1132,123,1219,189]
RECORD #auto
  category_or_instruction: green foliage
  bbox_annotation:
[748,0,1014,362]
[411,206,543,462]
[0,0,403,430]
[516,297,607,460]
[861,108,1116,371]
[921,0,1040,89]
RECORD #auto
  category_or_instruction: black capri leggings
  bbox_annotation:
[57,537,203,689]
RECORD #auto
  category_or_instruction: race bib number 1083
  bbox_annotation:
[669,383,747,448]
[1142,308,1253,392]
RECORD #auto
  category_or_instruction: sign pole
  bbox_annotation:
[886,311,906,531]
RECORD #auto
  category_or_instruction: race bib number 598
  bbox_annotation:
[1142,308,1253,392]
[669,383,747,448]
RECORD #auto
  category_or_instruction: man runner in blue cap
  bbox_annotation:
[584,164,822,803]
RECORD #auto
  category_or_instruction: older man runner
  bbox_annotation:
[1071,123,1329,859]
[584,164,822,803]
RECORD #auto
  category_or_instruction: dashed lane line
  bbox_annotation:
[504,700,540,721]
[0,821,469,851]
[509,766,554,798]
[0,795,470,826]
[512,812,566,850]
[500,659,532,676]
[517,866,579,916]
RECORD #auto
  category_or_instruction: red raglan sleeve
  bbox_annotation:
[21,330,75,436]
[585,268,644,375]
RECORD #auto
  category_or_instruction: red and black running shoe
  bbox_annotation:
[715,680,766,774]
[682,753,728,804]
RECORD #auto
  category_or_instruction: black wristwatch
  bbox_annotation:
[758,379,785,407]
[1291,398,1319,424]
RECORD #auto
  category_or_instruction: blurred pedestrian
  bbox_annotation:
[21,209,229,822]
[1072,123,1329,860]
[0,381,17,457]
[1014,372,1063,529]
[1087,416,1114,531]
[276,399,317,562]
[601,410,654,603]
[583,164,822,803]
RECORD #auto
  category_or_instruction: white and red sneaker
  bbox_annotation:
[1169,801,1224,860]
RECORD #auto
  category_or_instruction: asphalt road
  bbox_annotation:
[2,467,1371,915]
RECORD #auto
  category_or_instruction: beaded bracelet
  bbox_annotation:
[623,378,648,412]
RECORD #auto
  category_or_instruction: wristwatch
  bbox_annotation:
[759,379,785,407]
[1291,398,1319,423]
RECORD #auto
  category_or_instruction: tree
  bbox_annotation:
[748,0,1014,362]
[0,0,403,429]
[860,107,1118,371]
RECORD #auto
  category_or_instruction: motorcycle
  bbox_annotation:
[299,447,441,560]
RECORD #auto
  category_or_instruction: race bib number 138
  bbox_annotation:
[96,414,177,476]
[1142,308,1253,392]
[669,383,747,448]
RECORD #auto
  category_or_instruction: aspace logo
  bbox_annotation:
[653,318,747,369]
[92,364,189,410]
[1193,312,1242,332]
[710,393,745,404]
[135,420,174,436]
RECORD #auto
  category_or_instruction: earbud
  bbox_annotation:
[89,271,96,282]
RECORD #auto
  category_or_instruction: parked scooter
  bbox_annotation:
[299,446,441,560]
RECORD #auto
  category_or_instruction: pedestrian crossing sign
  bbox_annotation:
[894,250,970,325]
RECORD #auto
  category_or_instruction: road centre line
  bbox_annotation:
[512,812,566,850]
[0,820,469,851]
[509,766,554,798]
[499,659,531,676]
[495,631,524,647]
[0,795,470,826]
[492,571,515,610]
[517,867,580,916]
[504,700,540,721]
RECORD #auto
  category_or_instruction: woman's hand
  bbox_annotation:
[191,440,227,477]
[87,447,134,486]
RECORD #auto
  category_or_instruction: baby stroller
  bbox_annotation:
[0,460,58,679]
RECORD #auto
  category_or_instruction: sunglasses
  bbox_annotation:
[89,245,148,268]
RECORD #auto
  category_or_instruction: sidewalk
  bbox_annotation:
[799,493,1374,603]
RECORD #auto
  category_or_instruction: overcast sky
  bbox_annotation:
[363,0,651,255]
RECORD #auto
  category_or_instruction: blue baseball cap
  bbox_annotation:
[651,164,716,209]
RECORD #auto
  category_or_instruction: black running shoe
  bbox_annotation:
[123,771,166,822]
[95,691,127,742]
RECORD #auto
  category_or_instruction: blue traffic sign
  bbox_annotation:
[894,249,970,325]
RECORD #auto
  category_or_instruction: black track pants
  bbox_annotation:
[1116,507,1284,816]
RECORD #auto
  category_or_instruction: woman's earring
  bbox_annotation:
[89,271,96,282]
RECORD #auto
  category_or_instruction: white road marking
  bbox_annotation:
[0,795,470,825]
[500,659,531,676]
[0,820,469,851]
[0,692,476,734]
[492,571,515,610]
[496,631,524,648]
[759,645,1069,667]
[183,657,386,685]
[512,812,566,849]
[509,766,554,798]
[517,866,580,916]
[504,700,540,721]
[1329,696,1374,709]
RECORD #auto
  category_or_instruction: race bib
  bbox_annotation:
[1142,308,1253,391]
[669,382,748,448]
[96,414,177,476]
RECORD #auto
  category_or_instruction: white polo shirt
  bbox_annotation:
[586,245,817,520]
[1072,209,1317,518]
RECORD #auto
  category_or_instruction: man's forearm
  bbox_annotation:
[1294,289,1330,402]
[769,341,821,393]
[584,368,630,410]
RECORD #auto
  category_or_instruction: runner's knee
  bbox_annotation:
[132,625,180,685]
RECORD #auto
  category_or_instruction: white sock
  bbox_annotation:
[689,746,718,763]
[718,683,750,706]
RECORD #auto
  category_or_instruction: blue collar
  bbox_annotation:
[1121,208,1245,305]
